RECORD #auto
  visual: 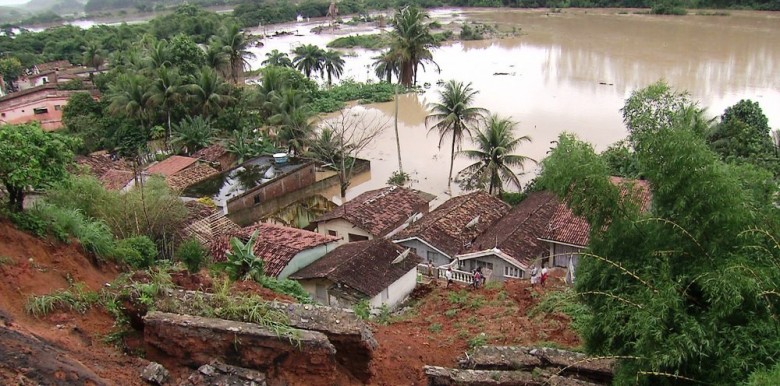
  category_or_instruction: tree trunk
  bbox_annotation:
[386,71,392,84]
[166,109,172,146]
[394,84,403,174]
[6,184,24,212]
[400,61,414,87]
[448,134,456,193]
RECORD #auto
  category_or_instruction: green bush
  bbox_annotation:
[114,247,144,268]
[176,238,208,273]
[7,210,48,238]
[117,236,157,268]
[258,276,311,303]
[747,363,780,385]
[354,299,371,319]
[327,34,389,49]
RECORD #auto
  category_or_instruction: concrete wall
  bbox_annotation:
[0,88,73,131]
[369,267,417,310]
[547,242,582,268]
[227,159,370,226]
[316,218,373,246]
[277,242,338,279]
[460,254,527,282]
[227,162,316,213]
[396,238,451,267]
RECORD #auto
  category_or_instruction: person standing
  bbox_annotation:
[445,267,453,288]
[473,269,481,290]
[541,265,549,287]
[530,265,539,286]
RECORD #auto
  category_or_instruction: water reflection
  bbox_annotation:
[247,9,780,203]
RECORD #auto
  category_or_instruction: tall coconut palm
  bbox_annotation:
[211,24,256,84]
[172,116,215,155]
[262,49,293,68]
[372,49,399,83]
[266,88,313,155]
[389,6,439,86]
[425,80,487,192]
[149,67,184,141]
[82,41,106,71]
[205,44,229,77]
[188,67,234,118]
[108,73,152,129]
[321,50,345,86]
[457,114,535,195]
[292,44,325,79]
[146,39,172,70]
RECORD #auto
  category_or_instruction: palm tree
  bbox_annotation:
[205,45,229,77]
[172,116,215,155]
[188,67,234,118]
[457,114,535,195]
[321,50,345,86]
[82,41,106,71]
[108,73,152,129]
[266,88,313,155]
[292,44,325,79]
[389,6,439,86]
[425,80,487,192]
[372,49,398,83]
[262,49,293,68]
[146,39,172,69]
[149,67,184,141]
[211,24,256,84]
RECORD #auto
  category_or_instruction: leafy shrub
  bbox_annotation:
[748,363,780,386]
[258,276,311,303]
[529,288,592,337]
[117,236,157,268]
[354,299,371,319]
[327,34,389,49]
[25,283,100,317]
[376,303,391,324]
[73,220,117,260]
[176,239,208,273]
[428,323,442,333]
[114,247,144,269]
[467,333,487,349]
[387,170,410,186]
[7,210,48,238]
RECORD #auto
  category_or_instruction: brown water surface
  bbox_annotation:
[248,9,780,204]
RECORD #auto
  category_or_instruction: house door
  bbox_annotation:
[315,283,328,305]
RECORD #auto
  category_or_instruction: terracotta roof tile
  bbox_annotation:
[465,191,560,265]
[145,156,198,177]
[191,144,228,163]
[180,201,239,247]
[313,186,434,237]
[35,60,72,72]
[166,162,219,191]
[393,191,510,257]
[210,222,339,278]
[100,169,135,191]
[75,153,132,177]
[540,177,652,247]
[289,239,423,297]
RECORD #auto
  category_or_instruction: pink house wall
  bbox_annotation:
[0,86,98,131]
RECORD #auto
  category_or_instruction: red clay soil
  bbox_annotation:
[0,220,147,385]
[368,278,580,386]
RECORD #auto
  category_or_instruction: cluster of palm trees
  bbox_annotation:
[262,46,345,86]
[373,6,439,86]
[426,80,534,195]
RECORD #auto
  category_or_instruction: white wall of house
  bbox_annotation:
[277,241,339,279]
[547,242,582,268]
[395,238,451,267]
[299,278,334,305]
[316,218,372,246]
[368,267,418,310]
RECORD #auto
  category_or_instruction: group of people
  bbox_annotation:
[530,265,549,287]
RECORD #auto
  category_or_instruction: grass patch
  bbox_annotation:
[25,283,101,317]
[0,255,14,266]
[428,323,443,333]
[467,333,487,349]
[327,34,389,50]
[448,290,470,305]
[445,308,458,318]
[529,288,591,336]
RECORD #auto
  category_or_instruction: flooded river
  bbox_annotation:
[249,9,780,204]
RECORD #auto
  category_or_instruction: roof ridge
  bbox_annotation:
[412,192,475,237]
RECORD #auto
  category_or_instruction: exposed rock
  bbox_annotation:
[424,366,602,386]
[460,346,542,370]
[141,362,169,385]
[159,290,377,382]
[179,360,266,386]
[0,324,109,385]
[144,312,338,384]
[529,347,614,383]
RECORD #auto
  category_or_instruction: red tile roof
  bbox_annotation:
[35,60,72,72]
[313,186,435,237]
[100,169,135,191]
[191,144,228,163]
[289,239,423,297]
[180,201,240,247]
[145,156,198,177]
[166,162,219,191]
[393,191,510,257]
[75,153,132,178]
[465,191,560,265]
[211,222,339,278]
[540,177,652,247]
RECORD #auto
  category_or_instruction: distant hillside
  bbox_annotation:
[0,6,29,23]
[26,0,86,15]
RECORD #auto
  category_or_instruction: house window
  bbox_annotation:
[426,251,437,262]
[1,113,5,117]
[327,230,337,237]
[504,266,522,278]
[33,107,48,115]
[476,260,493,270]
[253,195,261,205]
[54,105,62,111]
[348,233,369,242]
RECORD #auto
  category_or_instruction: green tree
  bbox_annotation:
[172,116,215,155]
[188,67,234,118]
[261,49,293,68]
[0,57,23,92]
[425,80,487,192]
[537,127,780,385]
[389,6,439,86]
[457,114,534,195]
[292,44,325,79]
[145,38,172,70]
[0,123,76,211]
[706,99,778,176]
[81,41,106,71]
[168,34,206,77]
[107,73,152,129]
[372,49,398,83]
[149,67,184,141]
[321,49,345,86]
[211,23,256,84]
[621,80,698,141]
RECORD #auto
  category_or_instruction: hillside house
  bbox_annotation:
[211,222,339,279]
[0,86,99,131]
[75,153,136,191]
[289,239,423,310]
[145,155,220,191]
[392,191,509,267]
[191,143,236,171]
[312,186,435,245]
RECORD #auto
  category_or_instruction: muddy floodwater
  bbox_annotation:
[247,9,780,204]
